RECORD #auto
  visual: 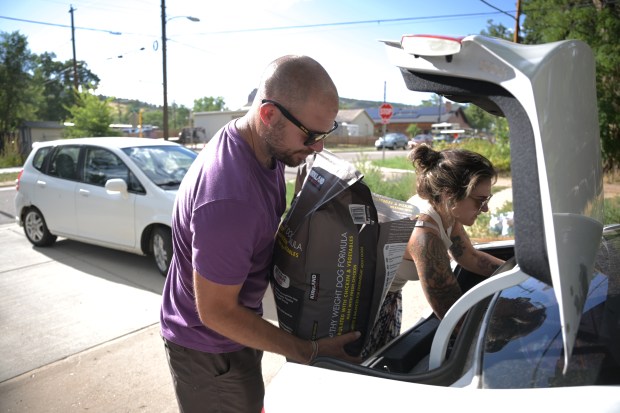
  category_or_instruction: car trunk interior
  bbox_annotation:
[311,245,515,386]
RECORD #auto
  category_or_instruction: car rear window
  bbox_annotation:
[481,232,620,388]
[31,146,52,172]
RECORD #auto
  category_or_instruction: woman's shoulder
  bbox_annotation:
[414,218,440,232]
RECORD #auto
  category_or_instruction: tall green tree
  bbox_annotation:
[521,0,620,170]
[64,91,119,138]
[193,96,227,112]
[406,124,421,137]
[34,52,100,122]
[170,102,191,130]
[0,31,41,132]
[142,110,163,128]
[481,19,518,41]
[464,104,510,144]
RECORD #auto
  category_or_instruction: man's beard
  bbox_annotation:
[264,127,314,167]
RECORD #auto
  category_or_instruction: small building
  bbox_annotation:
[192,110,248,141]
[16,121,66,156]
[335,109,374,137]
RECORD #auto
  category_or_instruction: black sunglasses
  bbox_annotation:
[470,194,493,214]
[261,99,338,146]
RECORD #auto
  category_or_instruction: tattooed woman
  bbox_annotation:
[363,145,504,357]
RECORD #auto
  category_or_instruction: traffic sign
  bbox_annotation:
[379,103,393,124]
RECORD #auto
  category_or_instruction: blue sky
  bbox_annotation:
[1,0,520,110]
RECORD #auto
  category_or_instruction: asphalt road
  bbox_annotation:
[0,186,15,225]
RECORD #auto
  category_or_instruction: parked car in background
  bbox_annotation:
[433,133,455,144]
[14,137,197,276]
[374,132,409,150]
[407,133,433,149]
[264,35,620,411]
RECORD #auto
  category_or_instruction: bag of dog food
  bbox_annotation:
[271,151,417,355]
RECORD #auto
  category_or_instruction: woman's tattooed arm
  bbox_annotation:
[410,230,462,319]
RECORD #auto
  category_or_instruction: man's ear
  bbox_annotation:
[259,102,277,127]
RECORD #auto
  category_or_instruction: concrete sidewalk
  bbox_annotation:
[0,221,289,412]
[0,324,178,412]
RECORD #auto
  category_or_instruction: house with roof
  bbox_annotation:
[15,121,66,156]
[366,101,471,136]
[334,109,374,137]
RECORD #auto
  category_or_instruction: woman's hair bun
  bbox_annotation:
[409,144,441,172]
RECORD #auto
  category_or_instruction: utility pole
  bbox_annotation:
[382,81,387,161]
[161,0,169,140]
[514,0,522,43]
[69,5,79,90]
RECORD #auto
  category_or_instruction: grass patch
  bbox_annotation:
[0,171,18,185]
[604,197,620,225]
[0,140,24,169]
[371,156,413,170]
[356,155,416,201]
[285,181,296,211]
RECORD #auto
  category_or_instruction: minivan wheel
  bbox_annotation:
[23,207,57,247]
[151,226,172,276]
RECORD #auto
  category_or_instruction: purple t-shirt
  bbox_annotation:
[160,120,286,353]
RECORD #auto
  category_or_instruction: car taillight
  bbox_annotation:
[400,34,463,56]
[15,170,23,191]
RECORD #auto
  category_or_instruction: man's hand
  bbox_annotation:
[315,331,363,364]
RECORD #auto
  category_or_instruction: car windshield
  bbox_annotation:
[122,145,197,188]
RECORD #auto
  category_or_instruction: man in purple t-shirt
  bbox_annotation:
[160,55,360,413]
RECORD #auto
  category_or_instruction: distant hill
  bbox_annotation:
[339,97,416,110]
[104,95,432,113]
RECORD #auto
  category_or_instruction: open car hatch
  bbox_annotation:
[383,34,604,370]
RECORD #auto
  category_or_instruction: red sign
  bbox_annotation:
[379,103,393,124]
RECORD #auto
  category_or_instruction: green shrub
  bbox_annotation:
[433,139,511,174]
[604,197,620,225]
[467,201,513,241]
[356,156,416,202]
[0,139,24,168]
[371,156,413,170]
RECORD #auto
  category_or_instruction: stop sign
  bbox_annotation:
[379,103,393,124]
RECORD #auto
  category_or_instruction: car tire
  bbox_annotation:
[151,226,172,277]
[23,207,57,247]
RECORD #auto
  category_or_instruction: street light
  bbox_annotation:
[161,0,199,140]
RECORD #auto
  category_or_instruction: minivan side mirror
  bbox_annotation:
[105,178,128,199]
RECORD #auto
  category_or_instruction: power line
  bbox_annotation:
[2,1,615,39]
[0,15,123,35]
[1,11,512,38]
[195,12,514,36]
[479,0,517,21]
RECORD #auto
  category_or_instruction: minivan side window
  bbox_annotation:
[32,147,52,171]
[84,147,145,194]
[84,147,128,186]
[48,147,79,180]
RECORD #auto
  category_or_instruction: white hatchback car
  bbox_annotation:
[264,35,620,411]
[14,137,197,276]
